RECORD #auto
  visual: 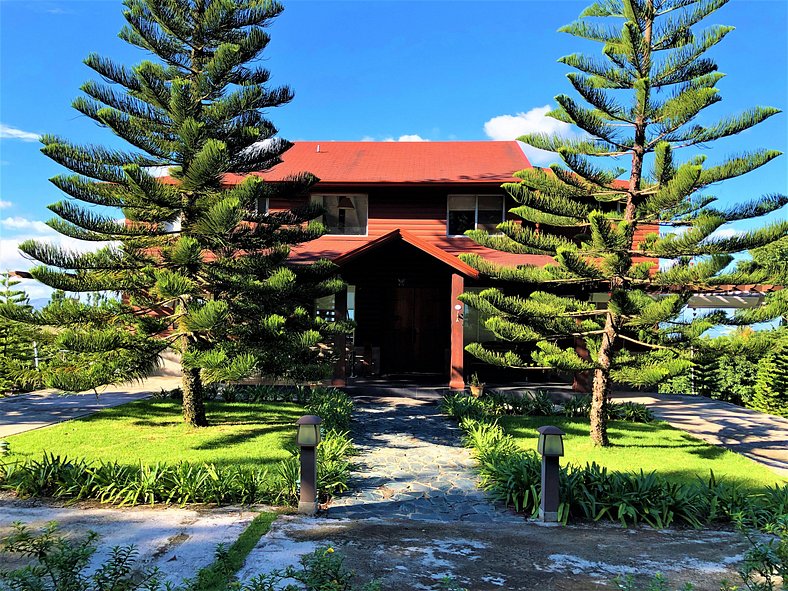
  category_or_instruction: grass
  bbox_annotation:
[498,415,786,489]
[193,511,279,591]
[6,398,304,471]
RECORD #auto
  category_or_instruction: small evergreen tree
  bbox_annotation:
[460,0,787,445]
[1,0,345,426]
[0,273,41,393]
[752,338,788,417]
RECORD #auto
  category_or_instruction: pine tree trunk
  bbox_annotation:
[590,0,654,446]
[182,366,207,427]
[590,311,617,446]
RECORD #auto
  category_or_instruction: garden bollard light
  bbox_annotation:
[296,415,322,515]
[0,440,8,456]
[536,425,565,522]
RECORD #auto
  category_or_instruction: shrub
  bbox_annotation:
[562,394,591,418]
[280,546,381,591]
[0,438,355,507]
[273,430,355,505]
[752,340,788,417]
[453,414,787,529]
[609,401,654,423]
[0,522,164,591]
[305,388,354,431]
[442,391,495,420]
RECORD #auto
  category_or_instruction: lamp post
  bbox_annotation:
[536,425,565,522]
[296,415,322,515]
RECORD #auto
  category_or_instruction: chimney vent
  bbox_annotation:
[316,144,320,153]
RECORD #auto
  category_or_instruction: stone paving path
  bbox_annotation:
[327,392,521,523]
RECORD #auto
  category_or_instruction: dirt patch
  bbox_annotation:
[240,516,750,591]
[0,495,264,585]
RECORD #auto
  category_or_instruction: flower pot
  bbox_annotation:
[470,385,484,398]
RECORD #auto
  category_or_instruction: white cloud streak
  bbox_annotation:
[362,134,430,142]
[0,123,40,142]
[0,200,12,209]
[483,105,577,166]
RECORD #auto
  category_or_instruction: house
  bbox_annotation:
[225,140,553,390]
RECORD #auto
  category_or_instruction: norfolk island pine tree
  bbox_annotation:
[0,272,42,393]
[0,0,348,427]
[459,0,788,446]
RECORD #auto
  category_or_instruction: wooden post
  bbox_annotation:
[331,287,348,387]
[449,273,465,390]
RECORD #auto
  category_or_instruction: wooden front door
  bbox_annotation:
[387,287,443,374]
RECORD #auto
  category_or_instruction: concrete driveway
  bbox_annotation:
[0,376,180,438]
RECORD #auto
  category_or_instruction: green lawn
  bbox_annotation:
[498,416,785,489]
[7,399,304,471]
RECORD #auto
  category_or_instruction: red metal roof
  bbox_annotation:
[290,235,555,269]
[224,141,531,185]
[332,229,481,279]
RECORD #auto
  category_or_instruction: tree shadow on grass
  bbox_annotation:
[191,423,293,451]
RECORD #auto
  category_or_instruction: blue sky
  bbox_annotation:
[0,0,786,300]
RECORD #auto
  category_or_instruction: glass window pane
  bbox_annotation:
[318,195,367,235]
[322,195,341,232]
[478,195,503,211]
[448,195,476,210]
[478,210,503,233]
[448,210,475,236]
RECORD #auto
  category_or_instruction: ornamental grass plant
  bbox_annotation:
[0,388,355,507]
[445,392,787,529]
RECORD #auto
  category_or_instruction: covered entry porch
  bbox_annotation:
[328,230,478,389]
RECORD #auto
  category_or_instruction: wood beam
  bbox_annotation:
[449,273,465,390]
[331,287,348,387]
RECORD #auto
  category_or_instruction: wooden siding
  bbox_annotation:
[275,184,659,270]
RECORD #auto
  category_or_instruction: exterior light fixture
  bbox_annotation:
[454,303,464,322]
[296,415,322,515]
[536,425,565,522]
[0,440,9,456]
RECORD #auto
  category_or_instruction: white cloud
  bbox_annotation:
[708,227,746,240]
[1,217,51,233]
[363,134,430,142]
[0,217,111,302]
[0,200,12,209]
[0,123,40,142]
[483,105,577,166]
[390,134,429,142]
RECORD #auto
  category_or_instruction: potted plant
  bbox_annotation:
[469,373,484,398]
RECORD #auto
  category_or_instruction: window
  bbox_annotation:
[447,195,505,236]
[462,288,499,346]
[312,194,368,235]
[315,286,356,322]
[254,197,269,215]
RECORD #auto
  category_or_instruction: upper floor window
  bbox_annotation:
[447,195,505,236]
[254,197,269,215]
[312,194,368,235]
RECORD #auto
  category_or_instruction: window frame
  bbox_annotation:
[446,194,507,238]
[311,193,369,237]
[254,197,270,215]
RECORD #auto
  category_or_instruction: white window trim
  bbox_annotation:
[311,193,369,237]
[254,197,270,215]
[446,194,506,238]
